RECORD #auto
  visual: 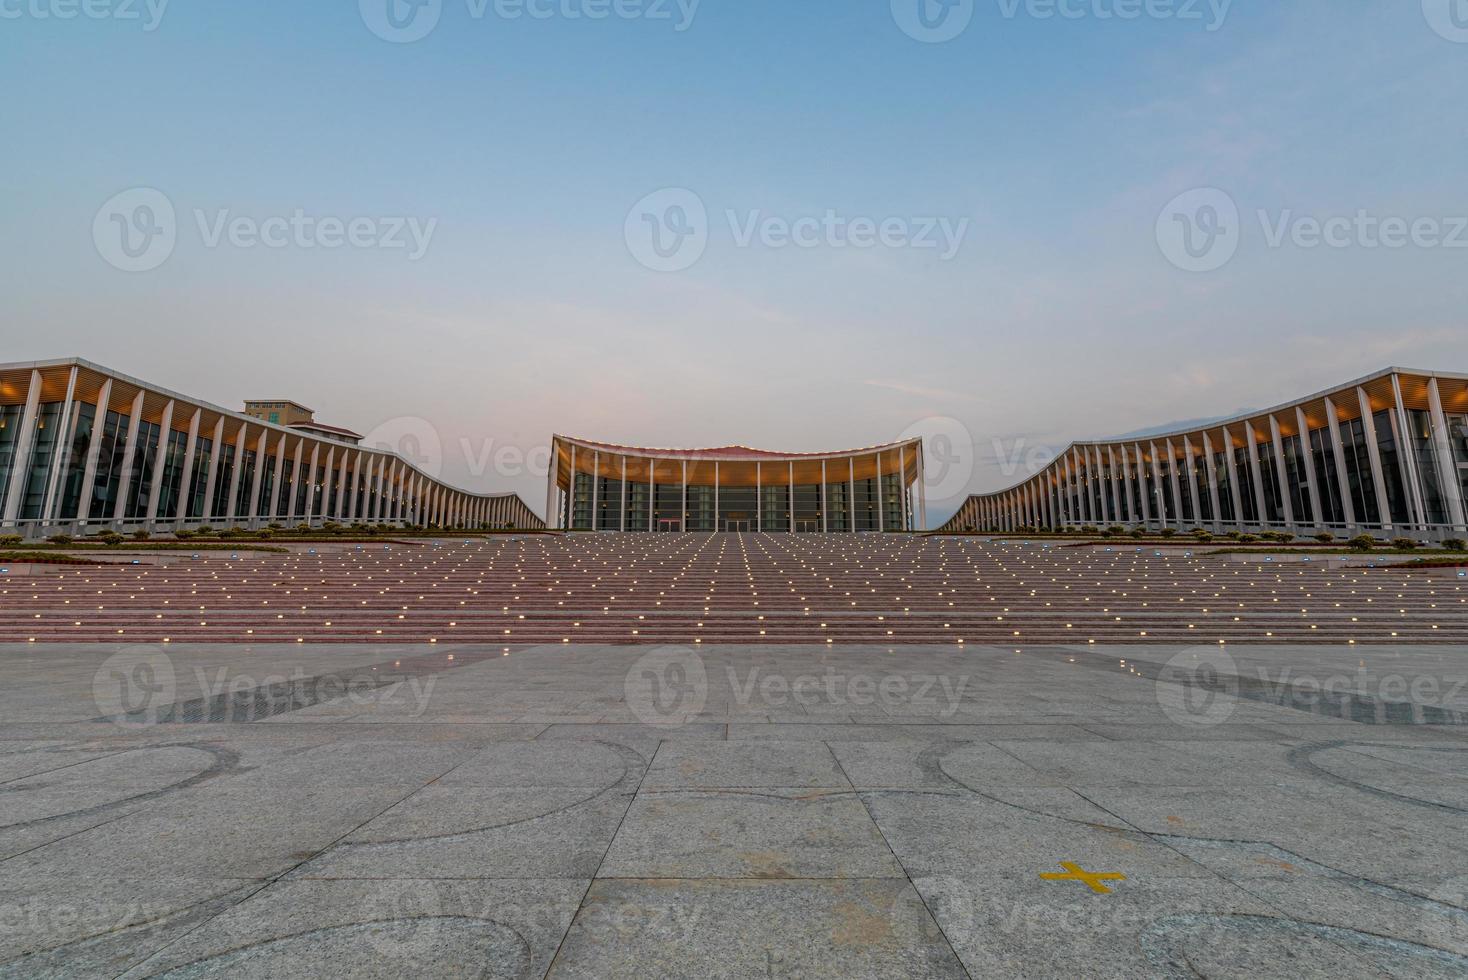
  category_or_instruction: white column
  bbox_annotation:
[621,455,629,533]
[567,443,576,530]
[713,460,720,531]
[1183,437,1202,528]
[1165,440,1183,525]
[1200,431,1223,530]
[682,459,689,532]
[2,370,43,526]
[1295,407,1324,528]
[1245,424,1268,527]
[75,378,113,525]
[1323,396,1356,528]
[110,391,145,523]
[1268,416,1295,527]
[200,416,225,522]
[172,408,202,524]
[591,450,601,532]
[1393,374,1430,529]
[546,440,559,530]
[648,457,655,531]
[1356,387,1392,529]
[285,439,304,523]
[39,366,80,525]
[756,462,762,532]
[1219,428,1245,529]
[245,429,266,522]
[877,452,885,532]
[1428,377,1468,531]
[1135,445,1152,526]
[788,460,795,533]
[226,426,248,524]
[899,446,909,531]
[848,457,856,532]
[821,459,828,533]
[143,400,175,523]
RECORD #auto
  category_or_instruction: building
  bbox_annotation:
[244,399,315,428]
[0,358,543,538]
[938,368,1468,541]
[546,435,926,532]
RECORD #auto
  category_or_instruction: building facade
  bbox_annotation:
[547,436,926,532]
[0,358,542,538]
[939,368,1468,540]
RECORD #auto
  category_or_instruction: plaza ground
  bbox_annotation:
[1,536,1467,977]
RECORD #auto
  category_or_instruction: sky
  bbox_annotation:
[3,0,1466,525]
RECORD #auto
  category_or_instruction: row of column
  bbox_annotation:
[0,367,535,533]
[548,444,929,532]
[947,379,1466,535]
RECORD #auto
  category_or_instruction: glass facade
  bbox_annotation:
[552,441,921,533]
[944,376,1468,538]
[0,363,541,534]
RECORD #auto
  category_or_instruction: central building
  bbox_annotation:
[547,436,926,532]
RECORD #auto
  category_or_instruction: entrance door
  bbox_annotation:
[795,520,821,533]
[657,518,682,533]
[725,520,751,532]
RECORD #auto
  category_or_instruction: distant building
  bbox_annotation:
[940,367,1468,541]
[547,436,926,532]
[243,399,314,427]
[0,358,542,536]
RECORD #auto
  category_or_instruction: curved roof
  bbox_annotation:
[553,435,922,462]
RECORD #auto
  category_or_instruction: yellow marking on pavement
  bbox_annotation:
[1039,862,1127,894]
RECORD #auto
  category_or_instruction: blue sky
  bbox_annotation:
[3,0,1465,523]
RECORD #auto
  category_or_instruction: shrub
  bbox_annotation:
[1391,538,1419,551]
[220,526,245,538]
[1443,539,1467,552]
[296,523,313,534]
[131,530,151,541]
[1107,525,1125,536]
[1080,525,1099,535]
[255,528,274,540]
[194,525,215,536]
[1239,534,1259,543]
[1275,533,1295,545]
[1131,528,1146,539]
[1225,531,1243,541]
[97,531,124,546]
[1160,528,1178,538]
[1315,532,1336,544]
[0,534,22,547]
[173,529,196,541]
[47,534,74,546]
[1194,532,1214,544]
[1348,535,1376,552]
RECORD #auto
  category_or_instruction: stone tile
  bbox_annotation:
[115,878,585,980]
[548,878,967,979]
[642,740,847,789]
[289,786,635,879]
[599,790,901,879]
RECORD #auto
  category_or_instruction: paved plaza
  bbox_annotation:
[2,537,1468,977]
